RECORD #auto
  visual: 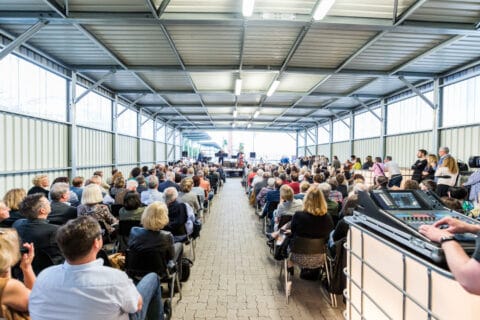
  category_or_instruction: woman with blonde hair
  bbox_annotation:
[435,156,459,197]
[128,202,183,273]
[77,184,118,236]
[2,188,27,227]
[178,178,200,215]
[422,154,438,181]
[27,174,49,198]
[0,228,35,315]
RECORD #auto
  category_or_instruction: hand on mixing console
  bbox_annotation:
[418,224,453,243]
[433,217,477,235]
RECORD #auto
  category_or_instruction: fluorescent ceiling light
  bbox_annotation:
[266,80,280,97]
[235,79,242,96]
[242,0,255,17]
[233,110,238,118]
[313,0,335,20]
[253,110,260,118]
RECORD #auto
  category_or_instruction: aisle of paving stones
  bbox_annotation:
[172,178,345,320]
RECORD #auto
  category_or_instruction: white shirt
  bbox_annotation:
[29,259,140,320]
[141,189,164,205]
[384,161,401,176]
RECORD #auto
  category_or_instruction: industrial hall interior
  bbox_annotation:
[1,1,480,320]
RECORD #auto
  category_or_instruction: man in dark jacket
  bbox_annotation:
[13,193,64,264]
[48,182,78,225]
[411,149,428,182]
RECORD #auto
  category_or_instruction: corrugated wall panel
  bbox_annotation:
[332,142,351,162]
[354,138,382,160]
[385,131,432,168]
[116,164,137,179]
[141,140,155,164]
[317,144,330,158]
[77,127,113,167]
[118,135,138,164]
[440,126,480,163]
[156,142,166,163]
[0,113,68,172]
[306,146,315,155]
[297,147,306,157]
[0,171,69,200]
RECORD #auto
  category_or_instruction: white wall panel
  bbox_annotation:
[140,140,155,164]
[297,147,306,157]
[317,144,330,158]
[386,131,432,168]
[332,142,351,162]
[156,142,166,163]
[354,138,382,160]
[306,146,315,155]
[0,113,68,172]
[116,164,137,179]
[0,170,69,199]
[166,144,175,161]
[440,126,480,163]
[77,127,113,166]
[117,135,138,164]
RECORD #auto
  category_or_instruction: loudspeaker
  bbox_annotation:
[182,151,188,157]
[250,152,256,158]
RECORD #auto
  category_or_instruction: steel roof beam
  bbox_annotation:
[398,76,435,109]
[74,70,115,104]
[0,20,48,61]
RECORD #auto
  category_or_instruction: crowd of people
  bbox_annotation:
[0,162,225,319]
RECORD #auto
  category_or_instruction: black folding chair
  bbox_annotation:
[110,204,124,218]
[116,220,141,253]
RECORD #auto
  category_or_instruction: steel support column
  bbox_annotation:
[68,72,78,178]
[380,99,387,159]
[112,95,119,168]
[432,78,442,152]
[349,111,354,157]
[137,109,142,166]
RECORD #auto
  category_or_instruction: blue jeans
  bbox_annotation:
[388,175,403,188]
[130,273,164,320]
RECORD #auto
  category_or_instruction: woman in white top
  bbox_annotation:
[435,156,459,197]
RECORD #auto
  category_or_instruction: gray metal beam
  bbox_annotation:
[0,20,48,61]
[158,0,172,18]
[74,70,115,104]
[398,76,435,109]
[351,97,383,121]
[144,0,159,19]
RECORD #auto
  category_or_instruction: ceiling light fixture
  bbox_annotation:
[235,79,242,96]
[242,0,255,17]
[253,110,260,118]
[233,110,238,118]
[266,80,280,97]
[313,0,335,20]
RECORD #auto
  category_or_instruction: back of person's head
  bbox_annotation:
[0,228,21,273]
[300,181,310,193]
[349,183,368,197]
[427,154,438,164]
[164,187,178,204]
[142,166,149,174]
[56,216,101,262]
[192,175,201,187]
[317,182,332,200]
[257,169,264,176]
[141,202,169,231]
[72,176,84,187]
[123,191,141,210]
[313,174,324,184]
[197,170,204,178]
[418,149,427,156]
[20,193,47,219]
[274,178,283,190]
[252,167,258,173]
[291,173,299,182]
[365,155,372,162]
[336,174,345,185]
[386,156,392,161]
[52,176,70,185]
[403,179,420,190]
[147,175,159,189]
[174,173,182,183]
[136,175,146,186]
[449,187,468,200]
[443,156,458,174]
[376,176,389,188]
[441,197,462,212]
[3,188,27,211]
[113,176,125,189]
[351,173,365,182]
[187,167,194,175]
[267,178,275,187]
[89,175,102,185]
[50,182,70,201]
[375,157,382,163]
[93,171,104,178]
[180,178,194,193]
[328,178,338,190]
[303,187,327,216]
[81,184,103,205]
[130,167,141,178]
[420,179,437,191]
[280,185,294,202]
[262,172,270,179]
[279,173,287,181]
[439,146,450,154]
[126,179,138,190]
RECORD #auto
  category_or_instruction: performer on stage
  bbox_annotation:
[218,149,225,165]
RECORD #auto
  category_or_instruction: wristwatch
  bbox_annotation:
[439,235,456,244]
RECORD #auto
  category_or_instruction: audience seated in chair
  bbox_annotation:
[273,185,302,231]
[178,178,200,216]
[2,188,27,227]
[141,175,164,206]
[29,216,165,320]
[119,191,144,221]
[48,182,78,225]
[164,187,195,242]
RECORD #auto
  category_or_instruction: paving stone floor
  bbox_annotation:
[172,178,345,320]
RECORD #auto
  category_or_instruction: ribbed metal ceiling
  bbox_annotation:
[0,0,480,132]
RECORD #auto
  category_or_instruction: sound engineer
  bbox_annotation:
[419,217,480,294]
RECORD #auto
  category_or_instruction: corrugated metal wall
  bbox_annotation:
[354,138,382,160]
[76,166,114,181]
[117,135,138,165]
[0,171,69,199]
[306,146,315,155]
[317,144,330,158]
[140,139,155,164]
[440,126,480,162]
[332,142,351,162]
[156,142,166,163]
[385,131,431,167]
[297,147,306,157]
[77,127,113,167]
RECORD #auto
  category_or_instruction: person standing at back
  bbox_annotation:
[411,149,428,182]
[384,156,402,188]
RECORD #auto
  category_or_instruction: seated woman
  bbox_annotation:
[273,185,303,231]
[27,175,49,198]
[119,191,144,221]
[2,189,27,227]
[178,178,200,216]
[128,202,183,275]
[286,187,334,274]
[435,156,459,197]
[0,228,35,315]
[191,176,205,212]
[77,184,118,236]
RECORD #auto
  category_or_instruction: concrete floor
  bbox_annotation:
[172,178,345,320]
